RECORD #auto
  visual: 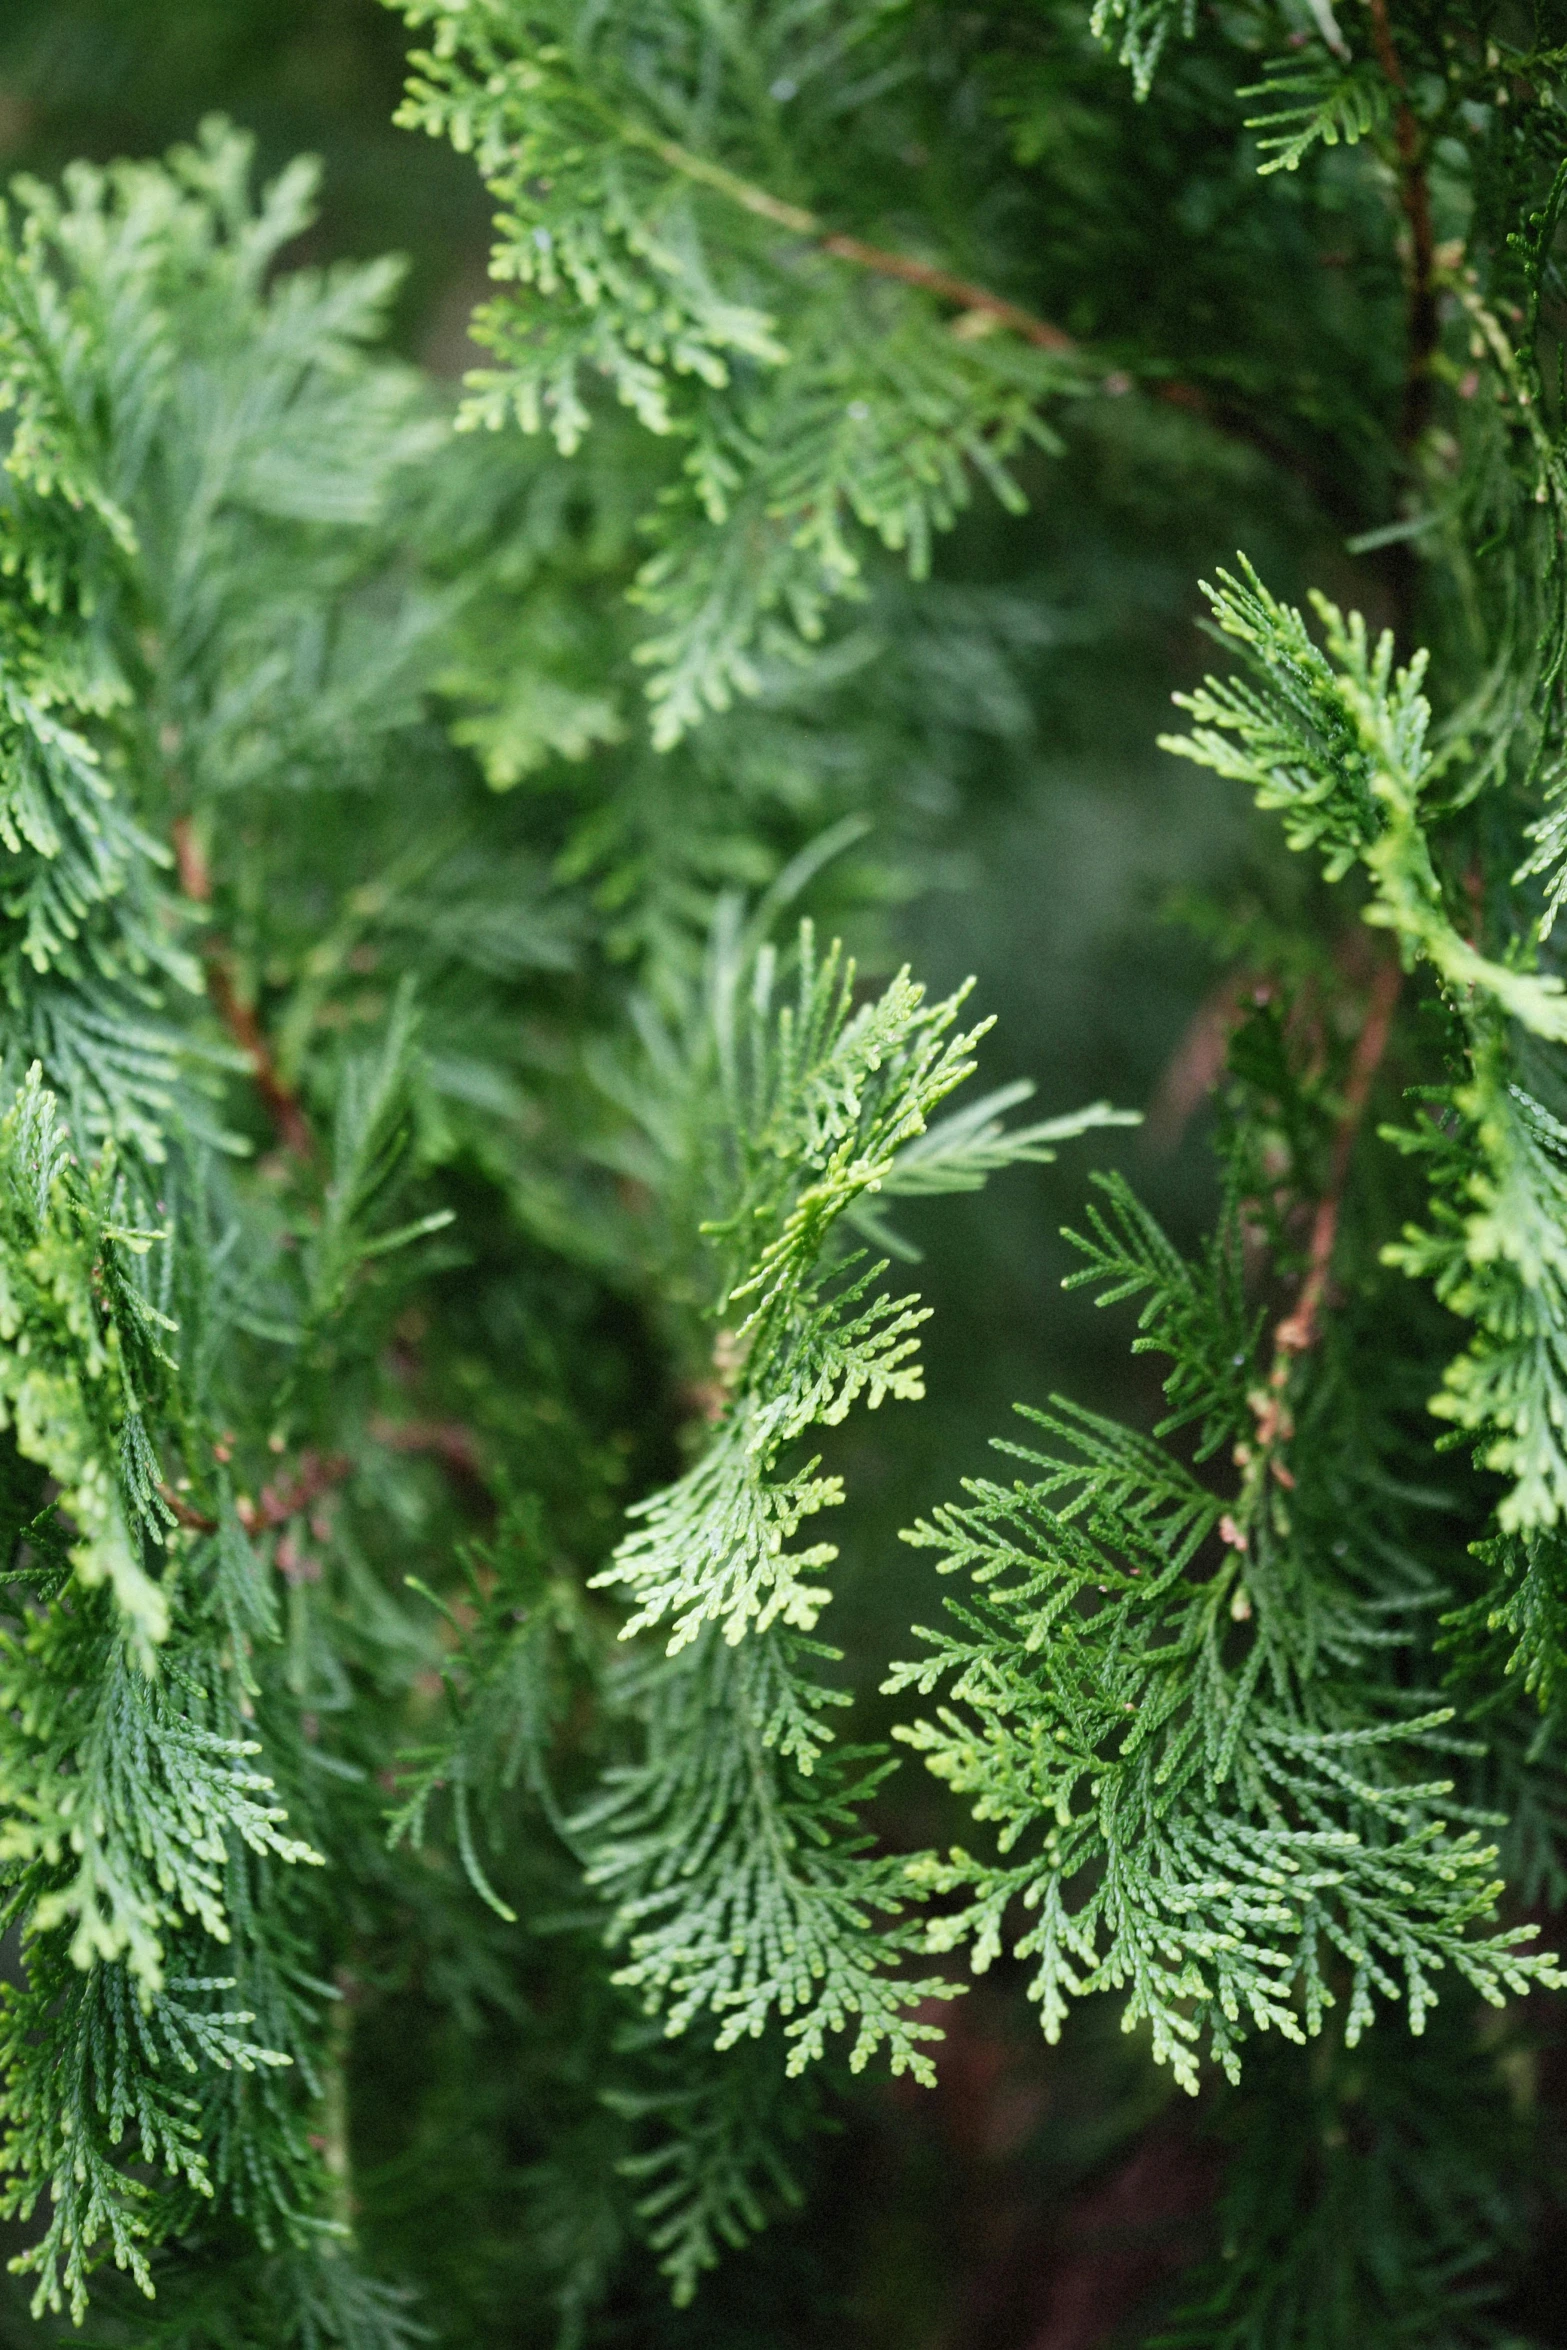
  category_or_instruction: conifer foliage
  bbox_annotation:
[4,0,1567,2343]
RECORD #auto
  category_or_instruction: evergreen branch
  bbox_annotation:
[889,1351,1564,2091]
[0,1958,281,2320]
[578,1627,957,2078]
[389,0,1087,735]
[1161,562,1567,1540]
[172,818,315,1163]
[1272,955,1401,1358]
[1240,55,1392,180]
[609,2030,812,2307]
[609,125,1078,352]
[8,11,1567,2332]
[1063,1170,1260,1459]
[1361,0,1439,466]
[590,922,997,1649]
[1383,1047,1567,1533]
[577,914,1113,2074]
[1161,562,1567,1042]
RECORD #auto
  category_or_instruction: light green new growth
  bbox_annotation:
[577,912,1125,2078]
[1160,563,1567,1043]
[1240,55,1392,177]
[889,1184,1563,2094]
[1088,0,1197,99]
[594,923,1123,1651]
[1162,564,1567,1537]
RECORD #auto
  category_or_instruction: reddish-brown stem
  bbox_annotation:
[1145,973,1251,1153]
[160,1447,351,1539]
[240,1450,353,1535]
[1272,957,1403,1360]
[642,130,1078,352]
[824,236,1353,519]
[1367,0,1439,453]
[817,234,1076,351]
[158,1485,221,1534]
[162,1423,493,1539]
[173,816,315,1162]
[368,1416,484,1480]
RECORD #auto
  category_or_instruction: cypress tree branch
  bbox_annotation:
[173,815,317,1163]
[158,1452,351,1540]
[624,126,1079,351]
[1366,0,1438,454]
[1274,955,1402,1359]
[819,235,1076,351]
[645,106,1386,522]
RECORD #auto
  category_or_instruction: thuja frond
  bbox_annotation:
[0,1070,334,2313]
[573,913,1119,2076]
[1515,751,1567,940]
[593,914,1117,1650]
[1241,54,1392,178]
[0,212,449,2278]
[579,1625,955,2077]
[1062,1167,1261,1459]
[627,304,1061,745]
[1163,565,1567,1553]
[0,1952,293,2322]
[607,2021,814,2306]
[388,0,1080,738]
[0,1592,320,1986]
[0,118,447,1157]
[888,1201,1563,2094]
[391,1498,601,1920]
[1088,0,1197,99]
[850,1079,1131,1261]
[74,2242,429,2350]
[1383,1053,1567,1535]
[1162,562,1567,1042]
[1444,1525,1567,1717]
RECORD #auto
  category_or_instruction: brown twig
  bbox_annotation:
[173,815,316,1163]
[158,1485,221,1534]
[1219,959,1402,1552]
[608,118,1408,558]
[643,123,1387,527]
[159,1448,351,1539]
[241,1451,353,1536]
[637,131,1076,351]
[1273,955,1403,1359]
[817,233,1076,351]
[368,1416,485,1481]
[1144,973,1254,1154]
[1367,0,1439,455]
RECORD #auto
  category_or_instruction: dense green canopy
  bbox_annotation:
[1,3,1566,2345]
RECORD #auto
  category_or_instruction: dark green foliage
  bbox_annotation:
[5,1,1567,2346]
[1150,2013,1534,2348]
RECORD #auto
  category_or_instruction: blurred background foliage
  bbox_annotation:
[5,4,1550,2347]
